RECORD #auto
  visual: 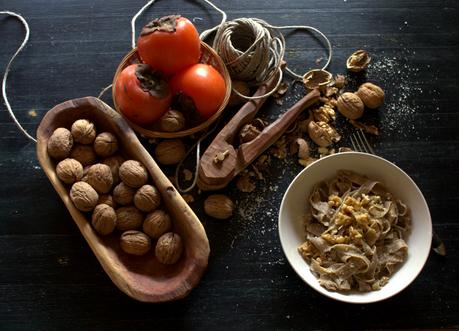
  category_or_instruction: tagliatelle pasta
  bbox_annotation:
[298,170,410,292]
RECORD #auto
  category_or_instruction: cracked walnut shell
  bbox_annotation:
[116,206,143,231]
[56,158,83,184]
[155,232,183,265]
[70,181,99,212]
[356,82,385,109]
[71,119,96,144]
[86,163,113,194]
[337,92,364,120]
[134,184,161,212]
[119,160,148,188]
[91,204,117,235]
[346,50,371,72]
[204,194,234,220]
[120,230,151,256]
[143,209,171,239]
[47,128,73,160]
[94,132,118,157]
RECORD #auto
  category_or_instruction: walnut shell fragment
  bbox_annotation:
[120,230,151,256]
[303,69,332,89]
[155,232,183,265]
[56,158,83,184]
[47,128,73,160]
[346,50,371,72]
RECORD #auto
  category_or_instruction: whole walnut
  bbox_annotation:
[94,132,118,157]
[159,110,186,132]
[154,139,186,165]
[116,206,143,231]
[336,92,364,120]
[71,119,96,144]
[113,182,136,205]
[70,181,99,212]
[119,160,148,188]
[91,204,117,235]
[356,82,385,109]
[86,163,113,194]
[70,144,97,166]
[56,158,83,184]
[204,194,234,220]
[97,194,116,208]
[143,209,171,239]
[47,128,73,160]
[102,155,125,184]
[120,230,151,256]
[155,232,183,264]
[134,184,161,212]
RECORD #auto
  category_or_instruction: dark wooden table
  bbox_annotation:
[1,0,458,329]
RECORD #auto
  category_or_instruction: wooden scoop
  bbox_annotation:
[36,97,209,302]
[198,84,320,191]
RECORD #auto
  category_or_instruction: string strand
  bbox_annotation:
[1,11,36,143]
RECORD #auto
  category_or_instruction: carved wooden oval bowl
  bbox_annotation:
[36,96,210,302]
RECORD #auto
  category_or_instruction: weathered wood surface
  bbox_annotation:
[0,0,458,329]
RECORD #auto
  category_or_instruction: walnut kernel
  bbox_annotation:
[356,82,385,109]
[70,181,99,212]
[56,158,83,184]
[120,230,151,256]
[86,163,113,194]
[143,209,171,239]
[337,92,364,119]
[204,194,234,220]
[154,140,186,165]
[116,206,143,231]
[47,128,73,160]
[91,204,117,235]
[119,160,148,188]
[155,232,183,264]
[134,184,161,212]
[159,110,185,132]
[113,182,136,206]
[70,144,97,166]
[94,132,118,157]
[71,119,96,144]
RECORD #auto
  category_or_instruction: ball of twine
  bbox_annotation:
[212,18,285,87]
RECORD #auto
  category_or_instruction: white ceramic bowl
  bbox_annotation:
[278,152,432,304]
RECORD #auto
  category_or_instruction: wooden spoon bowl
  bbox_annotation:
[36,96,210,302]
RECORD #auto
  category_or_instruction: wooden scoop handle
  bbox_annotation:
[236,89,320,172]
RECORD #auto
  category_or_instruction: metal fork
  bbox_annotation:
[350,129,446,256]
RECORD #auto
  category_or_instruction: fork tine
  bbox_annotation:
[355,130,369,153]
[350,134,358,151]
[358,129,375,155]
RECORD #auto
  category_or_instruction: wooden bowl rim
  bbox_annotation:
[112,42,232,138]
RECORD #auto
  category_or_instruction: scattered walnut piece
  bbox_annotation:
[91,204,117,235]
[296,138,310,160]
[236,174,256,193]
[182,169,193,181]
[346,50,371,72]
[312,105,336,123]
[47,128,73,160]
[204,194,234,220]
[143,209,171,239]
[299,157,317,167]
[70,181,99,212]
[182,194,194,204]
[120,230,151,256]
[338,147,353,153]
[333,74,346,89]
[56,158,83,184]
[349,120,380,135]
[155,232,183,265]
[71,119,96,145]
[303,70,332,89]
